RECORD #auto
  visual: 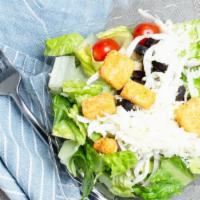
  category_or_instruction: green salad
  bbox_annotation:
[45,10,200,200]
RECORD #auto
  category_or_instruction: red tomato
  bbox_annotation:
[92,38,120,61]
[132,23,160,45]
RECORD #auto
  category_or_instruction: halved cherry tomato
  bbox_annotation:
[92,38,120,61]
[132,23,160,45]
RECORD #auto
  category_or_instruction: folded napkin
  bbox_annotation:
[0,44,82,200]
[0,0,113,199]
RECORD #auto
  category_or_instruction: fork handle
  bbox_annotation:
[10,92,58,151]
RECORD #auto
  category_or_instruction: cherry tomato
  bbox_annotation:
[132,23,160,45]
[92,38,120,61]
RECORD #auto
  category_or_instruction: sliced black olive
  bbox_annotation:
[144,38,159,48]
[116,99,133,111]
[176,86,186,101]
[134,45,148,55]
[116,89,122,95]
[131,70,145,84]
[151,61,168,73]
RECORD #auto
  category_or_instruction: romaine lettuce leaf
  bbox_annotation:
[181,66,200,97]
[53,119,85,145]
[67,144,138,199]
[99,173,135,198]
[67,147,87,177]
[69,144,106,200]
[75,34,102,76]
[75,42,96,76]
[90,132,102,142]
[53,119,76,140]
[58,140,80,176]
[44,33,84,56]
[189,157,200,174]
[194,77,200,96]
[66,104,88,136]
[133,156,195,200]
[52,95,71,123]
[62,80,112,104]
[175,19,200,60]
[48,56,86,92]
[63,80,101,96]
[97,26,132,48]
[103,151,138,177]
[52,95,86,144]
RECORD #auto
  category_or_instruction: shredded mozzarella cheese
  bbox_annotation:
[87,106,200,159]
[86,72,99,85]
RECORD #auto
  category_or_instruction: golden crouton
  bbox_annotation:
[174,97,200,136]
[93,137,118,154]
[100,51,134,90]
[120,80,156,109]
[81,92,116,120]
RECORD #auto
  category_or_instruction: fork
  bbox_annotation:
[0,50,58,151]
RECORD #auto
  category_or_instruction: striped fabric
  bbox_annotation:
[0,44,81,200]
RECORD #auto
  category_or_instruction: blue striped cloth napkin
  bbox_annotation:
[0,0,113,199]
[0,44,82,200]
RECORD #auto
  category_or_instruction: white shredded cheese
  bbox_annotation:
[186,70,199,97]
[86,72,99,85]
[126,33,168,58]
[133,156,151,185]
[186,59,200,68]
[88,106,200,160]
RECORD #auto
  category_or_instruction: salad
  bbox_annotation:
[45,9,200,200]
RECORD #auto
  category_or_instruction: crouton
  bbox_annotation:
[121,80,156,109]
[100,51,134,90]
[93,137,118,154]
[174,97,200,136]
[81,92,116,120]
[120,80,156,109]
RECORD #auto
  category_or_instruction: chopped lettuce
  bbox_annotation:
[90,132,102,142]
[133,156,195,200]
[181,66,200,97]
[48,56,86,92]
[67,144,138,199]
[189,157,200,174]
[53,119,85,145]
[66,104,88,136]
[62,80,112,104]
[58,140,80,176]
[52,95,71,123]
[99,173,135,198]
[194,77,200,96]
[52,95,86,145]
[63,81,101,96]
[75,34,102,76]
[175,19,200,60]
[97,26,132,48]
[69,144,105,200]
[44,33,84,56]
[53,119,77,140]
[103,151,138,177]
[75,43,96,76]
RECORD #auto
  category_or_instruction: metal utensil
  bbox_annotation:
[0,50,58,151]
